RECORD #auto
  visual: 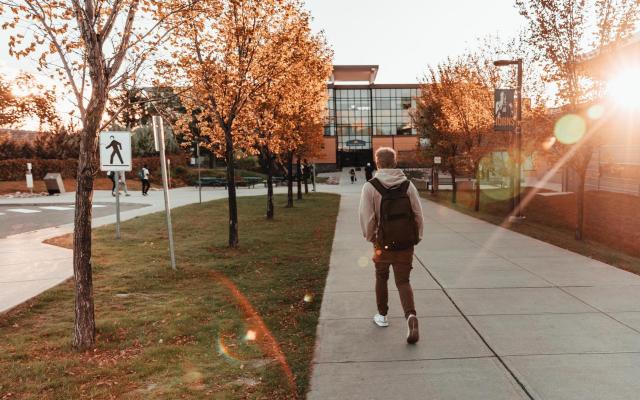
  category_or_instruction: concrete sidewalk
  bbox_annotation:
[0,186,290,313]
[308,188,640,400]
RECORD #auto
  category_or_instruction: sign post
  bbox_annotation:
[99,131,132,239]
[196,144,202,204]
[26,163,33,194]
[432,156,442,194]
[152,116,177,271]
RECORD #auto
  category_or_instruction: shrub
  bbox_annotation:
[235,155,260,172]
[0,158,78,180]
[0,156,187,181]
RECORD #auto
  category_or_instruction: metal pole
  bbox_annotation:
[115,172,121,239]
[514,59,524,219]
[312,163,317,192]
[197,144,202,203]
[153,116,177,271]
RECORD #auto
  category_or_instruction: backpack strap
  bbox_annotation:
[370,178,412,195]
[368,178,388,196]
[399,180,410,194]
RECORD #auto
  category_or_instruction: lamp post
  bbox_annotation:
[494,59,525,221]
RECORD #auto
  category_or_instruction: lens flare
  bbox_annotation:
[217,336,243,364]
[542,136,557,151]
[245,330,257,341]
[587,104,605,120]
[608,69,640,109]
[554,114,586,144]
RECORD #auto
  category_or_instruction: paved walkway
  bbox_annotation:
[308,177,640,400]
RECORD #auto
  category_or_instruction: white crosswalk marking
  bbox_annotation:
[39,206,74,211]
[6,208,41,214]
[0,212,5,216]
[92,205,107,208]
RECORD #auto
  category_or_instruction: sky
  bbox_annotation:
[304,0,527,83]
[0,0,528,129]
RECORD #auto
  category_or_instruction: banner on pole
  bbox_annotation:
[494,89,516,132]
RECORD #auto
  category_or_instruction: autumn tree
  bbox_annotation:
[0,73,58,129]
[242,11,330,217]
[517,0,640,240]
[166,0,327,244]
[415,56,494,207]
[0,0,181,350]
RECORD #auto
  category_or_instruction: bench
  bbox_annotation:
[238,176,264,188]
[196,177,227,188]
[264,177,286,187]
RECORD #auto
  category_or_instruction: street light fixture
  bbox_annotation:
[494,58,525,221]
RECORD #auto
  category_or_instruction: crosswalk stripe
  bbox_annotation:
[92,205,107,208]
[39,206,74,211]
[6,208,41,214]
[0,212,5,216]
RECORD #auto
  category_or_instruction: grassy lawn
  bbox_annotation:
[0,193,339,399]
[422,189,640,275]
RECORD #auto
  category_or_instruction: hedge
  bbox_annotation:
[0,156,187,181]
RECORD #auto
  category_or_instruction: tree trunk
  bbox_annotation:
[451,169,457,204]
[575,168,586,241]
[72,94,106,351]
[266,149,274,220]
[286,153,294,208]
[225,128,239,247]
[296,158,302,200]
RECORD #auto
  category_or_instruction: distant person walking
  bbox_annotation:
[140,164,151,196]
[107,170,116,196]
[349,168,356,184]
[359,147,424,344]
[365,162,374,181]
[118,171,131,196]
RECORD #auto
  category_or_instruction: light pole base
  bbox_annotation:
[508,215,526,224]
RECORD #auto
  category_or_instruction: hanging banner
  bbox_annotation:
[494,89,516,132]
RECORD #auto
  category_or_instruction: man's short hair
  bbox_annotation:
[375,147,397,169]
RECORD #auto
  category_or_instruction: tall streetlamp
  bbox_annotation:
[494,59,525,221]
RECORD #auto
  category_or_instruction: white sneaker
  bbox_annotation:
[407,314,419,344]
[373,314,389,327]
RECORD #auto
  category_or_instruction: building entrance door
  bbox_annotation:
[339,149,373,168]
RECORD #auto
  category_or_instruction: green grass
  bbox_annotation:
[422,189,640,275]
[0,193,339,399]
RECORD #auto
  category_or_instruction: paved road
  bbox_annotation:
[0,202,146,238]
[308,169,640,400]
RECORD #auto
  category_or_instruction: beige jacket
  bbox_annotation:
[358,169,424,244]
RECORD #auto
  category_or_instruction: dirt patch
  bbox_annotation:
[43,233,73,249]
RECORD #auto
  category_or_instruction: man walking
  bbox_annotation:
[359,147,424,344]
[365,162,374,181]
[141,164,151,196]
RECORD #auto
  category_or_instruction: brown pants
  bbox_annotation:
[373,247,416,319]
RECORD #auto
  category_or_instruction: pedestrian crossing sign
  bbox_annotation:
[99,131,132,171]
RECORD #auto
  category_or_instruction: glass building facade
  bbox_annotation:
[324,85,420,166]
